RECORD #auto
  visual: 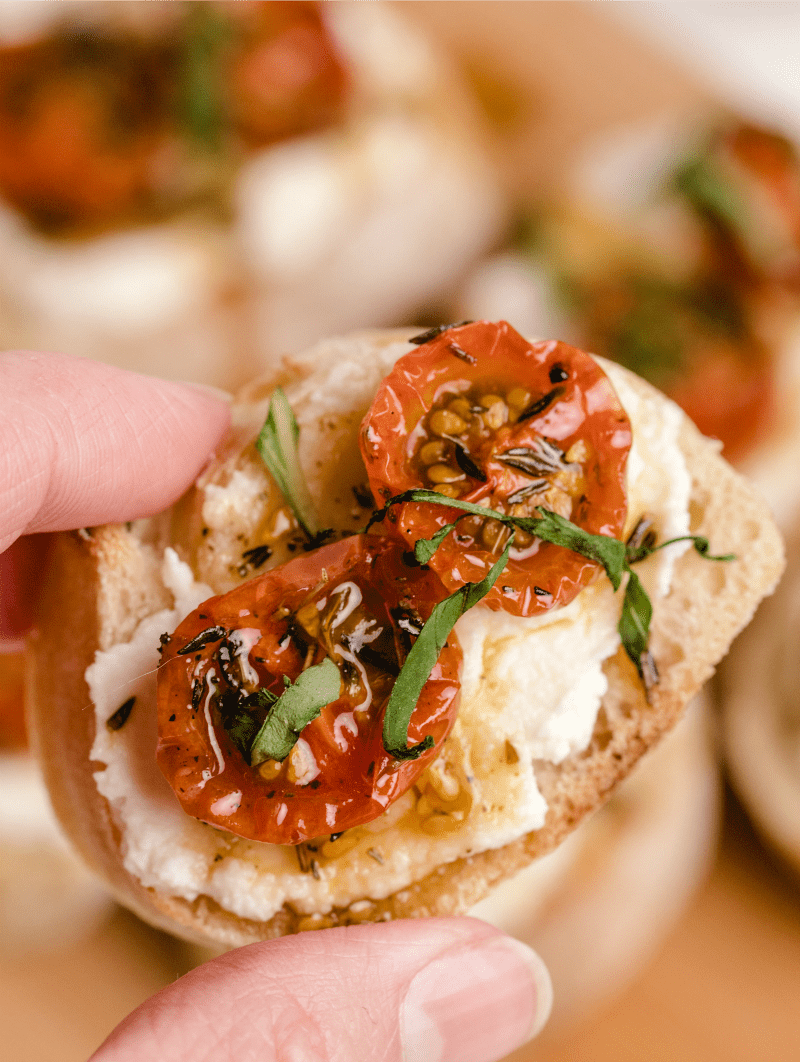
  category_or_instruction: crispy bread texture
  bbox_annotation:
[27,334,785,947]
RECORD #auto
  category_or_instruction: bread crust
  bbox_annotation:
[27,336,785,946]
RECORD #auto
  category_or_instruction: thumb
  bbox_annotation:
[90,918,552,1062]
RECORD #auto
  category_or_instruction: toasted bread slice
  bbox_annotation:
[27,333,784,947]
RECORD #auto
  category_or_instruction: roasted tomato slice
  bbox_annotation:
[0,32,172,230]
[157,535,461,845]
[226,0,349,148]
[360,321,632,617]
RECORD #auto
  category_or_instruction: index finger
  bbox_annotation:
[0,351,231,553]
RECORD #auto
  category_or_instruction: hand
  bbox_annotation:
[1,351,552,1062]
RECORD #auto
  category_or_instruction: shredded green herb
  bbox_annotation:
[626,533,735,566]
[249,657,341,765]
[618,568,652,677]
[367,489,627,589]
[256,388,321,539]
[383,544,512,760]
[224,702,264,763]
[674,154,751,246]
[175,3,231,152]
[369,489,734,685]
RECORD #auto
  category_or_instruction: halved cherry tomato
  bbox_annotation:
[664,339,774,461]
[156,534,461,845]
[360,321,631,617]
[227,1,349,148]
[686,123,800,289]
[0,3,349,231]
[0,33,172,229]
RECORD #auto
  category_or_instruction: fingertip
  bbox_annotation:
[1,353,234,540]
[133,375,232,444]
[173,380,234,405]
[399,921,552,1061]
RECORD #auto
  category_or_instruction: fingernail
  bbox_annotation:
[401,934,552,1062]
[175,381,234,404]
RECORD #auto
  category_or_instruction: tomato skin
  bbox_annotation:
[227,1,349,149]
[0,34,172,229]
[0,3,348,231]
[156,535,461,845]
[665,343,774,462]
[360,321,632,617]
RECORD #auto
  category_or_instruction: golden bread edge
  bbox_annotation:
[26,352,785,946]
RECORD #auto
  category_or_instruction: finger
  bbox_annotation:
[0,351,231,553]
[90,918,552,1062]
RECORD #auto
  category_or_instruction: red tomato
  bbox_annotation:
[0,34,171,229]
[716,124,800,287]
[156,535,461,845]
[360,321,631,617]
[666,342,775,462]
[226,1,349,148]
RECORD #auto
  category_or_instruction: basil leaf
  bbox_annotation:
[251,688,278,707]
[376,489,627,590]
[618,569,652,676]
[250,657,341,765]
[383,543,512,760]
[176,4,230,151]
[256,388,320,538]
[674,155,752,248]
[518,508,627,591]
[414,522,457,564]
[225,705,263,764]
[373,487,732,700]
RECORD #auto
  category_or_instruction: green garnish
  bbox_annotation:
[176,3,231,152]
[224,702,265,763]
[383,544,512,760]
[370,489,734,685]
[674,154,751,248]
[367,489,627,589]
[626,533,735,566]
[256,388,321,539]
[249,657,341,765]
[618,569,651,676]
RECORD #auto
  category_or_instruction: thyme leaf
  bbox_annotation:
[249,657,341,765]
[177,625,229,655]
[408,321,473,346]
[256,388,320,539]
[383,544,512,760]
[107,697,135,732]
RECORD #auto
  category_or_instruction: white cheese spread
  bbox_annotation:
[89,349,690,923]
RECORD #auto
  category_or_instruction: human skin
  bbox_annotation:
[0,351,551,1062]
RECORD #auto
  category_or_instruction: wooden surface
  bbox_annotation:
[524,794,800,1062]
[2,792,800,1062]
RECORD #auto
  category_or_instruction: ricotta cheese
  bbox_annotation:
[89,348,690,923]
